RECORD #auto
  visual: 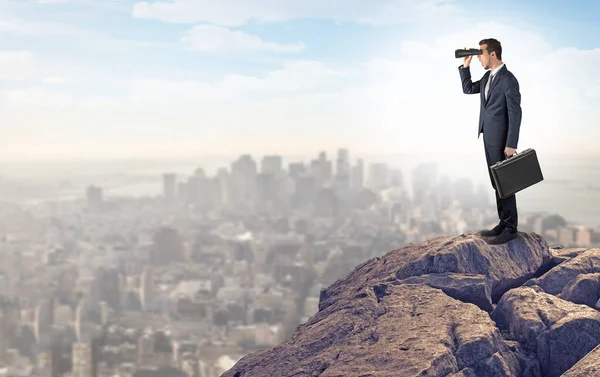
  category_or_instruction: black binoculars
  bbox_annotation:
[455,48,482,58]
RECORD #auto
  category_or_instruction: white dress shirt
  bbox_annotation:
[485,62,504,100]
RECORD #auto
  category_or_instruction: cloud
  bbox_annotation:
[0,50,35,80]
[1,87,73,107]
[127,60,345,106]
[36,0,127,4]
[1,21,599,159]
[36,0,71,3]
[132,0,461,26]
[0,16,80,36]
[43,76,70,84]
[358,22,600,154]
[181,25,304,53]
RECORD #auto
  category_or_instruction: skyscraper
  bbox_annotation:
[163,173,176,204]
[261,155,283,175]
[85,185,103,208]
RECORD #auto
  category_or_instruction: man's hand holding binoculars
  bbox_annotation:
[462,47,473,68]
[456,47,481,66]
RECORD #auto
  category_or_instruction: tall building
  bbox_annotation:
[150,227,185,265]
[336,148,350,177]
[367,163,389,190]
[310,151,332,187]
[85,185,103,208]
[261,155,283,175]
[230,155,258,205]
[334,148,350,192]
[288,162,306,180]
[71,341,96,377]
[139,267,155,312]
[351,159,364,191]
[163,173,176,204]
[390,168,403,187]
[309,160,323,187]
[256,173,275,210]
[214,168,230,207]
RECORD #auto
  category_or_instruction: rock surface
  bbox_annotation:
[492,286,600,377]
[395,272,494,312]
[222,233,600,377]
[561,344,600,376]
[222,283,520,377]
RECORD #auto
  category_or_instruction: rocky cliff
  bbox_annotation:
[222,231,600,377]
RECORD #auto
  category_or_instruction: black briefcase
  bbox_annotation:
[490,148,543,199]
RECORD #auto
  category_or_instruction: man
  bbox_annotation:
[458,38,522,244]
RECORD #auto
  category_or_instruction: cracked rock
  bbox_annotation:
[222,284,519,377]
[527,248,600,296]
[491,286,600,377]
[318,231,551,312]
[394,272,493,312]
[221,232,600,377]
[561,343,600,376]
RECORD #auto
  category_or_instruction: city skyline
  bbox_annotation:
[0,0,599,160]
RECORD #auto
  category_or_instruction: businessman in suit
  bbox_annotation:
[458,38,522,244]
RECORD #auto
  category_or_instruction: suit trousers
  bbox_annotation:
[484,143,518,230]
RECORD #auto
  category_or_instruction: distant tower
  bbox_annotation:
[34,298,54,346]
[72,341,95,377]
[336,148,350,177]
[0,313,7,366]
[139,267,155,311]
[163,173,177,204]
[261,155,283,175]
[74,300,86,341]
[85,185,103,209]
[335,148,350,192]
[0,298,19,366]
[351,159,364,191]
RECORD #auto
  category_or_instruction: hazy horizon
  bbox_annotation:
[1,2,599,374]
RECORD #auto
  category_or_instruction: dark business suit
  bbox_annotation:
[458,63,522,230]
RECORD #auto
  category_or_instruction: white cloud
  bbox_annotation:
[0,50,35,80]
[132,0,461,26]
[181,25,304,53]
[37,0,71,3]
[1,87,73,107]
[360,22,600,155]
[43,76,70,84]
[0,16,80,36]
[1,21,599,159]
[127,60,345,106]
[36,0,127,4]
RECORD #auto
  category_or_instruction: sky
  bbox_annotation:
[0,0,599,161]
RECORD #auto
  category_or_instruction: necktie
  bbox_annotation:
[485,73,494,100]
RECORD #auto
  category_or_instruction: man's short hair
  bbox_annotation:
[479,38,502,60]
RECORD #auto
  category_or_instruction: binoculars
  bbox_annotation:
[455,48,482,58]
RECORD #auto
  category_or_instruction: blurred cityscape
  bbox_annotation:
[0,148,597,377]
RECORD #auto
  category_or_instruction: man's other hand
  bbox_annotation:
[504,147,516,158]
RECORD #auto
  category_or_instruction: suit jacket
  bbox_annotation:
[458,64,522,149]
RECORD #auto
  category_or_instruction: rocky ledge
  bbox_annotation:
[222,231,600,377]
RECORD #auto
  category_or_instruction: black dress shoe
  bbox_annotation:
[487,228,519,245]
[480,223,505,237]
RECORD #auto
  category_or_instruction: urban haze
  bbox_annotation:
[1,0,600,376]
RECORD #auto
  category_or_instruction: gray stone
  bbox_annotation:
[491,286,600,377]
[222,284,520,377]
[221,232,600,377]
[530,248,600,295]
[561,344,600,376]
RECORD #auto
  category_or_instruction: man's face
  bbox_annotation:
[477,44,490,69]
